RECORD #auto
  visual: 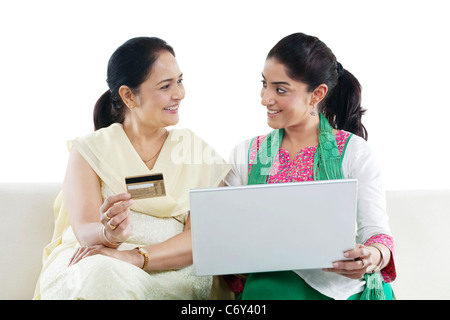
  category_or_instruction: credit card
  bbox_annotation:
[125,173,166,199]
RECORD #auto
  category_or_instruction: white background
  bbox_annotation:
[1,0,449,190]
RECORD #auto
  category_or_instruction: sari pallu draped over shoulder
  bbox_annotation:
[70,123,229,218]
[33,123,230,299]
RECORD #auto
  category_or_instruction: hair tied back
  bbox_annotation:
[337,62,344,78]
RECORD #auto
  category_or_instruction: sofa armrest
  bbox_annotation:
[0,183,61,299]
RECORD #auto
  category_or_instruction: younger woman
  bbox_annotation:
[225,32,396,300]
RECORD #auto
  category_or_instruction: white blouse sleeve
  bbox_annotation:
[224,139,251,187]
[342,135,392,244]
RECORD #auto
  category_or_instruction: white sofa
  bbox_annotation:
[1,183,449,300]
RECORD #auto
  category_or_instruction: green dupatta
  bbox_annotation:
[247,112,385,300]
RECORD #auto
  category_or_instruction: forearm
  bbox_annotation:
[140,229,193,271]
[73,222,103,247]
[75,222,122,249]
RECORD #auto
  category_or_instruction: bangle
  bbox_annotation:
[135,247,149,270]
[99,225,122,248]
[369,243,385,273]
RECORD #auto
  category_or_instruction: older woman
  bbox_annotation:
[225,32,396,300]
[34,37,230,299]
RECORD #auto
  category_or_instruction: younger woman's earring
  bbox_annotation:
[310,105,317,116]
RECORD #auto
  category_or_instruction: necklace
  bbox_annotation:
[141,130,169,165]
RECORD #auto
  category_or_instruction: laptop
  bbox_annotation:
[189,179,357,276]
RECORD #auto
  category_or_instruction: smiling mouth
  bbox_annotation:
[164,104,179,111]
[267,109,281,115]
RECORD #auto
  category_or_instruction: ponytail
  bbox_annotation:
[321,67,368,140]
[93,90,126,131]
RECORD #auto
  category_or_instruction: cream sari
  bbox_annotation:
[34,124,231,300]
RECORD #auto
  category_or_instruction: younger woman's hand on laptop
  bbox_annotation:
[322,244,382,279]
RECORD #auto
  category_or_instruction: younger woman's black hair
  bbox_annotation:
[93,37,175,130]
[267,32,367,140]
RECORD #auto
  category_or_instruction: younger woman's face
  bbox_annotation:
[133,50,185,128]
[261,58,315,130]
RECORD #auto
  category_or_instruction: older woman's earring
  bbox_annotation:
[310,105,317,116]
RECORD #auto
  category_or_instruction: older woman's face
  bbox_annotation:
[261,58,315,130]
[133,50,185,128]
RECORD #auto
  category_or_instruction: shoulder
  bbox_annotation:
[169,127,212,145]
[335,130,351,143]
[166,127,201,150]
[335,130,352,156]
[168,127,194,140]
[226,138,252,187]
[170,127,193,135]
[67,123,122,151]
[342,133,382,179]
[169,127,229,165]
[226,133,271,187]
[344,133,373,158]
[247,133,269,158]
[79,123,123,141]
[229,132,269,162]
[229,138,253,162]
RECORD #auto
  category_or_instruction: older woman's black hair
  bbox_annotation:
[267,32,367,140]
[93,37,175,130]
